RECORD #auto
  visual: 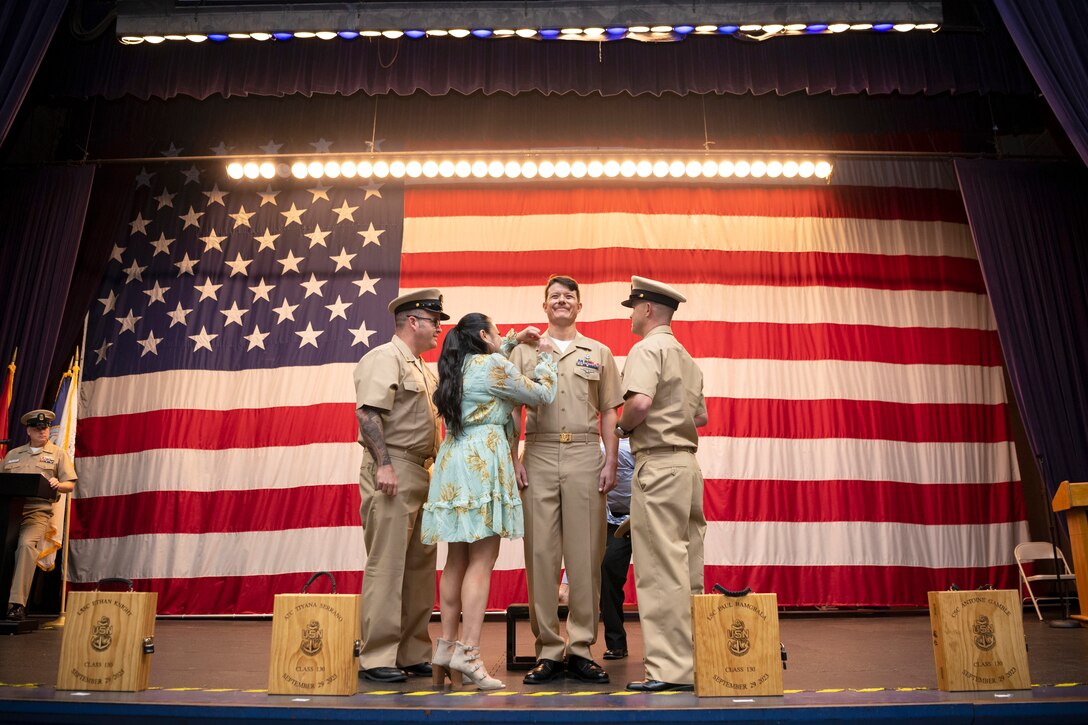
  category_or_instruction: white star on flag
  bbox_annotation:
[138,332,162,357]
[365,138,385,152]
[332,200,358,222]
[154,188,176,209]
[254,229,280,252]
[189,326,218,352]
[329,248,356,271]
[180,206,204,229]
[362,180,383,200]
[134,168,154,188]
[358,222,385,247]
[129,213,151,235]
[307,184,332,203]
[181,165,202,185]
[225,253,253,276]
[257,186,280,206]
[258,140,283,154]
[210,141,233,156]
[98,290,117,314]
[200,229,227,253]
[160,142,183,157]
[229,206,256,228]
[167,302,192,327]
[353,271,381,296]
[325,296,352,321]
[310,138,333,153]
[276,250,303,274]
[349,322,377,347]
[194,278,223,301]
[300,273,327,298]
[280,203,306,226]
[174,253,199,276]
[244,325,270,351]
[271,298,299,323]
[109,244,125,263]
[220,301,249,327]
[305,224,331,248]
[116,310,142,334]
[295,322,324,348]
[123,260,147,283]
[142,281,170,305]
[249,278,275,301]
[150,232,175,256]
[203,183,229,206]
[94,340,113,363]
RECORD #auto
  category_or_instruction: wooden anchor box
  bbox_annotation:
[928,589,1030,691]
[692,592,783,697]
[56,590,158,692]
[268,592,361,695]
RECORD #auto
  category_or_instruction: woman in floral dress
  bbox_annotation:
[422,312,557,689]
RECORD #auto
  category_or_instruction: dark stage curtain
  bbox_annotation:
[995,0,1088,167]
[0,166,95,447]
[0,0,67,148]
[44,26,1036,101]
[955,159,1088,497]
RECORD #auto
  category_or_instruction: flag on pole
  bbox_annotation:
[39,352,79,571]
[0,348,14,460]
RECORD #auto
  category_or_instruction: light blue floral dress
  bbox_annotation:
[422,333,557,544]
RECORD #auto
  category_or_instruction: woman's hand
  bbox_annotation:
[536,337,555,355]
[515,326,542,345]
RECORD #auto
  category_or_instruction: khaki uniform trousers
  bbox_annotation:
[358,451,436,669]
[522,440,606,661]
[9,510,51,606]
[630,450,706,684]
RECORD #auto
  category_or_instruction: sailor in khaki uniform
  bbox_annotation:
[2,410,76,621]
[353,289,448,683]
[614,277,707,692]
[510,275,623,684]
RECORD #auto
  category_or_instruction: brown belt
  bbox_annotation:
[525,432,600,444]
[635,446,696,457]
[387,447,435,468]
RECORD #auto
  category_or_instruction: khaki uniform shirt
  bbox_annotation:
[353,335,440,458]
[510,333,623,435]
[2,440,76,515]
[621,326,706,453]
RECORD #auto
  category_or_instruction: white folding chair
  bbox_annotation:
[1014,541,1075,620]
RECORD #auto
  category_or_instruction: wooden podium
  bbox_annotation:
[1052,480,1088,623]
[928,589,1030,691]
[691,592,783,697]
[0,473,56,635]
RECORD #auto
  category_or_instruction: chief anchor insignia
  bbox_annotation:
[300,620,323,656]
[972,615,997,651]
[727,619,751,656]
[90,616,113,652]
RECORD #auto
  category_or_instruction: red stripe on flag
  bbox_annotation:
[402,248,986,293]
[702,479,1025,524]
[702,564,1021,607]
[70,484,362,539]
[404,186,969,223]
[423,321,1005,366]
[702,399,1012,442]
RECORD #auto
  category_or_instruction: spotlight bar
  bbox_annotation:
[223,156,834,183]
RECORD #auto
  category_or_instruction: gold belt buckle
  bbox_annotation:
[559,432,573,443]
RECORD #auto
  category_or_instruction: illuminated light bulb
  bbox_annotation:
[228,33,252,40]
[685,160,702,178]
[427,29,449,37]
[455,161,472,178]
[806,24,829,33]
[561,28,584,35]
[406,161,423,178]
[798,161,815,178]
[695,25,717,32]
[701,160,719,177]
[341,161,358,178]
[603,160,620,177]
[357,161,373,177]
[652,161,669,178]
[291,162,308,178]
[143,35,166,44]
[669,160,686,178]
[449,29,470,38]
[422,161,439,178]
[674,25,695,34]
[767,161,783,178]
[294,32,316,39]
[761,24,785,34]
[227,163,244,179]
[650,25,674,33]
[522,161,538,178]
[873,23,895,32]
[271,32,294,40]
[619,160,636,177]
[471,161,488,178]
[120,36,144,45]
[538,161,555,178]
[316,31,337,40]
[629,25,650,33]
[471,29,493,38]
[570,161,587,178]
[360,31,381,37]
[251,32,272,41]
[739,24,762,32]
[488,160,504,178]
[917,23,939,31]
[718,161,734,177]
[828,23,850,33]
[504,161,521,178]
[785,23,806,32]
[719,25,740,34]
[259,162,276,179]
[494,29,515,37]
[815,161,832,179]
[539,29,561,39]
[438,161,455,177]
[324,161,341,178]
[382,30,404,39]
[186,34,208,43]
[554,160,571,178]
[164,35,186,41]
[588,161,604,178]
[243,162,260,179]
[389,160,406,178]
[849,23,873,30]
[751,161,767,177]
[308,161,324,178]
[584,27,606,38]
[372,160,389,178]
[636,160,653,177]
[782,161,799,178]
[516,29,537,38]
[893,23,916,32]
[734,161,751,177]
[276,163,291,178]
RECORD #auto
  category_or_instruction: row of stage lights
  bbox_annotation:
[121,22,938,45]
[225,158,834,182]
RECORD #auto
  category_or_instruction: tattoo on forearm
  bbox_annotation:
[358,407,392,466]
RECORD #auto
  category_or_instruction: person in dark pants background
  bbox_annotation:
[600,437,634,660]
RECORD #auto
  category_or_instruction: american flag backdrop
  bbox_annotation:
[71,151,1027,614]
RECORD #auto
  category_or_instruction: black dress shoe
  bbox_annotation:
[523,658,565,684]
[603,648,627,660]
[6,604,25,621]
[626,679,694,692]
[401,662,432,677]
[567,655,609,683]
[362,667,408,683]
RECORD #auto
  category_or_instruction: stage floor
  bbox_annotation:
[1,612,1086,723]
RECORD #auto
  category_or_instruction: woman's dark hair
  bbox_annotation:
[433,312,492,438]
